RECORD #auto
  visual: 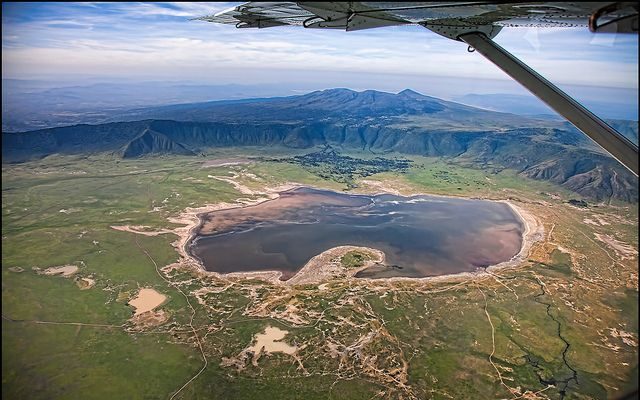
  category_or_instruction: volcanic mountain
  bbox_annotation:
[3,88,637,202]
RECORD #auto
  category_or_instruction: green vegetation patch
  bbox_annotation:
[2,151,637,399]
[277,145,412,189]
[2,323,200,400]
[535,249,574,277]
[340,250,373,269]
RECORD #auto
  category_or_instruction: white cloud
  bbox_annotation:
[1,3,637,93]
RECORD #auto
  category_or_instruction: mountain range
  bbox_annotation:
[3,88,638,202]
[1,80,315,132]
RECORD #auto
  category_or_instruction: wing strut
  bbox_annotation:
[459,32,638,176]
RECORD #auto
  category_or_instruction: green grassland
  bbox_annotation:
[3,149,638,399]
[340,251,372,269]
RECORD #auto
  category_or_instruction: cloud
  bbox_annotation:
[1,2,638,92]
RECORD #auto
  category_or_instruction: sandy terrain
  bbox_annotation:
[221,325,302,370]
[584,214,612,226]
[594,233,638,260]
[76,277,96,290]
[128,288,167,315]
[287,246,385,285]
[207,167,269,196]
[110,225,173,236]
[202,158,252,167]
[208,173,256,195]
[249,326,298,356]
[129,309,170,329]
[41,265,78,277]
[359,179,403,195]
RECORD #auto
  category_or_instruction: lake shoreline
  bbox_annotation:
[165,183,543,285]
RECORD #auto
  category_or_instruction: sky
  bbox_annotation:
[2,2,638,103]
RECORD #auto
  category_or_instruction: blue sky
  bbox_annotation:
[2,2,638,101]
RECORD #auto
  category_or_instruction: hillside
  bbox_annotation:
[121,129,196,158]
[3,89,637,202]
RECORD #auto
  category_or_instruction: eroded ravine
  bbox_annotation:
[528,275,579,399]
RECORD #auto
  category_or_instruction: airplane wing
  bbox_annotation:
[197,2,639,175]
[197,2,638,33]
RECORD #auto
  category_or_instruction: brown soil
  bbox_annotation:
[128,288,167,315]
[41,265,78,277]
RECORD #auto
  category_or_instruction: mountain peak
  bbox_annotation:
[314,88,357,95]
[122,128,195,158]
[398,89,423,97]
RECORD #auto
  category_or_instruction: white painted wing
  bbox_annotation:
[196,2,637,32]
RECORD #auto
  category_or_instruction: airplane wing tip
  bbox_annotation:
[193,14,238,25]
